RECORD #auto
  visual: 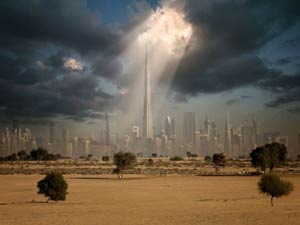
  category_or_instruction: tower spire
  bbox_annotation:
[105,113,110,146]
[224,111,232,157]
[143,46,153,139]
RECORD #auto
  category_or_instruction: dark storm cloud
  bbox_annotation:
[276,57,295,66]
[173,93,188,103]
[288,107,300,114]
[173,55,277,95]
[1,0,300,121]
[258,73,300,108]
[0,0,118,54]
[225,95,253,106]
[171,0,300,97]
[0,0,121,122]
[225,99,239,106]
[241,95,252,99]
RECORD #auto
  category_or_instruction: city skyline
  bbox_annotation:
[0,111,294,159]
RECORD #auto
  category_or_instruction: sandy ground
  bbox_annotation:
[0,174,299,225]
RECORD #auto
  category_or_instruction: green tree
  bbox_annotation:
[186,151,192,158]
[17,150,27,160]
[204,155,212,162]
[147,158,154,166]
[250,143,288,172]
[151,153,158,158]
[113,152,137,179]
[170,156,183,161]
[7,153,17,161]
[37,172,68,202]
[250,146,270,172]
[212,153,226,172]
[102,156,110,162]
[30,148,48,160]
[258,174,293,206]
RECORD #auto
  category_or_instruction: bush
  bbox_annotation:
[102,156,110,162]
[37,172,68,202]
[113,152,137,179]
[212,153,226,166]
[212,153,226,172]
[258,174,293,206]
[1,148,60,161]
[152,153,158,158]
[170,156,183,161]
[147,158,154,166]
[250,146,269,172]
[250,142,287,172]
[204,155,212,162]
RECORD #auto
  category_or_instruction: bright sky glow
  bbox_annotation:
[138,6,193,56]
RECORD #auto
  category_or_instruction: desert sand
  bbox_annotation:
[0,174,299,225]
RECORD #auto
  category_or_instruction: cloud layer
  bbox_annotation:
[0,0,299,123]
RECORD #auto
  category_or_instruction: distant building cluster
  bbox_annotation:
[0,120,92,158]
[0,113,294,159]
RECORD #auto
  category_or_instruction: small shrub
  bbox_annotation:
[258,174,293,206]
[102,156,110,162]
[212,153,226,172]
[152,153,158,158]
[113,152,136,179]
[170,156,183,161]
[204,155,212,162]
[212,153,226,166]
[37,172,68,202]
[147,158,154,166]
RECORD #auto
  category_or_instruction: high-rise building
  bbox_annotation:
[224,112,232,157]
[49,122,55,144]
[241,125,251,156]
[250,115,262,148]
[62,128,71,157]
[72,137,79,158]
[204,116,211,137]
[165,115,176,140]
[171,118,176,139]
[0,128,10,156]
[105,113,110,146]
[12,120,19,132]
[194,130,201,155]
[132,126,140,140]
[183,112,196,145]
[210,120,219,153]
[298,133,300,159]
[165,115,172,138]
[143,48,153,139]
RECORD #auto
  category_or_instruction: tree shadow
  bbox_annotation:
[69,176,156,181]
[0,200,49,205]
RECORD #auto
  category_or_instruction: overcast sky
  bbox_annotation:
[0,0,300,149]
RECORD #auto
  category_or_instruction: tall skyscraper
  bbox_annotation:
[165,115,172,138]
[171,118,176,138]
[241,125,251,156]
[49,122,55,144]
[210,120,219,153]
[143,47,153,139]
[12,120,19,132]
[204,116,211,137]
[183,112,196,145]
[105,113,110,146]
[62,128,71,157]
[224,112,232,157]
[298,132,300,159]
[132,126,140,139]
